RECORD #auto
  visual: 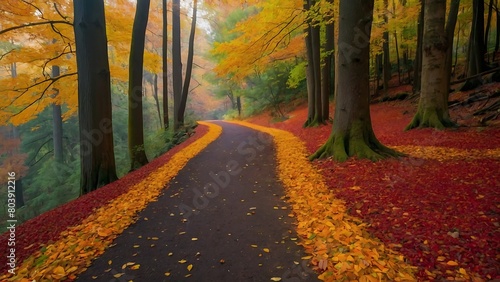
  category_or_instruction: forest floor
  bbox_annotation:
[246,82,500,280]
[0,83,498,282]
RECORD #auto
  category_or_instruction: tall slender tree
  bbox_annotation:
[382,0,391,97]
[413,0,425,94]
[406,0,454,130]
[51,65,63,164]
[177,0,198,128]
[461,0,487,90]
[303,0,325,127]
[311,0,400,161]
[172,0,183,130]
[162,0,169,129]
[128,0,150,170]
[73,0,118,195]
[321,0,335,121]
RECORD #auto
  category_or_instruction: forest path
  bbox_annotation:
[76,121,317,282]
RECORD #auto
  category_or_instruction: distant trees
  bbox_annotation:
[73,0,118,195]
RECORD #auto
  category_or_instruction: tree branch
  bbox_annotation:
[0,21,73,36]
[2,72,77,117]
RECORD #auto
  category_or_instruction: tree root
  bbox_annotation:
[405,107,456,130]
[310,122,404,162]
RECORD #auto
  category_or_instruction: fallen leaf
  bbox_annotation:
[270,278,282,281]
[179,259,187,264]
[263,248,270,253]
[187,264,193,271]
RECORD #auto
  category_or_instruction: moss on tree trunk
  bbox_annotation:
[311,0,401,162]
[311,120,402,161]
[406,0,455,130]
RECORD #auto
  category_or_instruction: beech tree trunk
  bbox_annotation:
[152,74,162,128]
[74,0,118,195]
[51,65,63,163]
[382,0,391,96]
[177,0,198,128]
[495,0,499,60]
[406,0,454,130]
[162,0,169,129]
[303,0,324,127]
[413,0,425,94]
[321,3,334,122]
[444,0,460,99]
[172,0,182,130]
[128,0,150,170]
[461,0,487,90]
[485,0,494,63]
[311,0,400,161]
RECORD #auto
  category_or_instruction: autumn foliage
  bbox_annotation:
[0,124,218,280]
[247,100,500,280]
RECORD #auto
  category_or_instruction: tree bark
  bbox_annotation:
[152,74,163,129]
[303,0,324,127]
[172,0,183,130]
[128,0,150,170]
[311,0,401,161]
[236,96,242,117]
[303,16,316,127]
[444,0,460,100]
[51,65,63,163]
[162,0,169,129]
[485,0,494,63]
[321,2,334,122]
[177,0,198,128]
[495,0,500,61]
[74,0,118,195]
[413,0,425,94]
[382,0,391,96]
[311,21,324,125]
[406,0,454,130]
[461,0,487,90]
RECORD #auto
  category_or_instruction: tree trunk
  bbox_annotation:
[393,0,402,84]
[311,22,323,125]
[152,74,163,129]
[413,0,425,94]
[382,0,391,96]
[15,179,25,208]
[236,96,242,117]
[485,0,494,63]
[74,0,118,195]
[304,22,316,127]
[304,0,321,127]
[444,0,460,100]
[311,0,401,161]
[162,0,169,129]
[128,0,150,171]
[461,0,487,90]
[51,65,63,163]
[172,0,182,130]
[11,62,17,78]
[406,0,454,130]
[495,0,500,61]
[177,0,198,128]
[321,3,334,122]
